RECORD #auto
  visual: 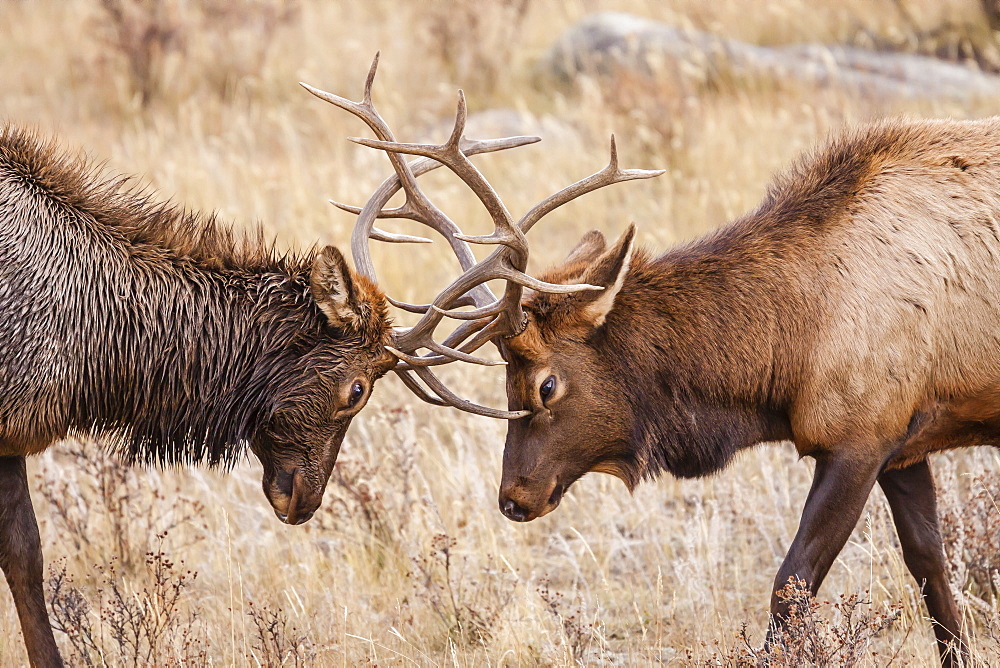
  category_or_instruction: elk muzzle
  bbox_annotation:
[266,467,323,525]
[498,476,565,522]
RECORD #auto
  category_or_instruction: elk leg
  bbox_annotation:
[878,459,967,667]
[0,456,63,667]
[769,452,882,630]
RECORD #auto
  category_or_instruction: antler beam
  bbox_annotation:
[303,54,663,418]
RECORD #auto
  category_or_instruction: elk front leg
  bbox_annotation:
[0,456,63,667]
[879,459,967,667]
[769,451,882,627]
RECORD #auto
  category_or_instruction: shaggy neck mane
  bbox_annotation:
[0,124,351,467]
[600,240,802,482]
[593,122,918,482]
[84,274,340,468]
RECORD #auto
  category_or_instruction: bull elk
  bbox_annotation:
[0,119,400,664]
[331,60,993,665]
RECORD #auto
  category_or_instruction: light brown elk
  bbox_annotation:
[336,78,996,664]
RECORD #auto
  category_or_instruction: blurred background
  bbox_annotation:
[1,0,999,664]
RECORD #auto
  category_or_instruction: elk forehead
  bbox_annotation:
[503,319,549,363]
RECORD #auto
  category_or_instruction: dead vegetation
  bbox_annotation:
[2,0,1000,664]
[94,0,299,106]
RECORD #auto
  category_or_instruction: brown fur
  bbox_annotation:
[498,117,1000,666]
[0,124,394,666]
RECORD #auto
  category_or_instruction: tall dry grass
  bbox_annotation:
[1,0,999,665]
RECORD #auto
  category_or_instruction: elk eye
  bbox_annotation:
[539,375,556,402]
[348,380,365,407]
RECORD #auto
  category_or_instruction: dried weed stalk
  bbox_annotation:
[93,0,298,105]
[36,438,206,573]
[536,576,609,665]
[47,533,206,666]
[246,600,316,668]
[724,578,903,667]
[939,463,1000,661]
[939,466,1000,601]
[408,533,516,647]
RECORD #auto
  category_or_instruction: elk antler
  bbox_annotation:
[302,53,664,419]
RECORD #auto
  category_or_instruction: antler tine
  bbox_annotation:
[386,339,504,367]
[518,135,667,235]
[332,199,436,244]
[369,228,433,244]
[312,57,663,419]
[380,310,501,371]
[348,91,530,259]
[385,296,431,314]
[386,293,480,314]
[330,199,417,221]
[394,369,450,407]
[302,56,490,307]
[410,366,530,419]
[395,366,529,420]
[439,314,508,354]
[431,300,505,321]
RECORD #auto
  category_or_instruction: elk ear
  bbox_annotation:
[562,230,607,266]
[576,224,636,328]
[533,230,609,289]
[310,246,361,330]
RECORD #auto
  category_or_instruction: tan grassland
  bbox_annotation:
[1,0,998,665]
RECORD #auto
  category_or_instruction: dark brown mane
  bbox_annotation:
[0,122,394,469]
[0,123,303,274]
[758,120,915,230]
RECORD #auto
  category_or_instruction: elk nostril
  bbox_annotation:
[274,468,294,497]
[500,497,529,522]
[548,483,565,507]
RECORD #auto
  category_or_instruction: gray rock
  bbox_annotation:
[540,11,1000,100]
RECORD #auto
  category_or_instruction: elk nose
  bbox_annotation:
[270,468,321,525]
[500,497,530,522]
[274,509,315,525]
[289,509,315,525]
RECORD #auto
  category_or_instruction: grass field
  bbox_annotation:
[1,1,999,665]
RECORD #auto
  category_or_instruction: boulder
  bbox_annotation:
[540,11,1000,100]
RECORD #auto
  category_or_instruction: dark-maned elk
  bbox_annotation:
[0,120,399,666]
[336,93,1000,664]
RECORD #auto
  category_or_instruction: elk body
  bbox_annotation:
[494,117,1000,665]
[0,124,394,666]
[314,58,982,665]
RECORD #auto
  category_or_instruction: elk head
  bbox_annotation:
[253,245,395,525]
[497,226,639,521]
[303,54,662,523]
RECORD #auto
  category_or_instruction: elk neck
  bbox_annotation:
[68,261,333,467]
[599,224,814,480]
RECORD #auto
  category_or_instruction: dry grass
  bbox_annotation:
[1,0,1000,665]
